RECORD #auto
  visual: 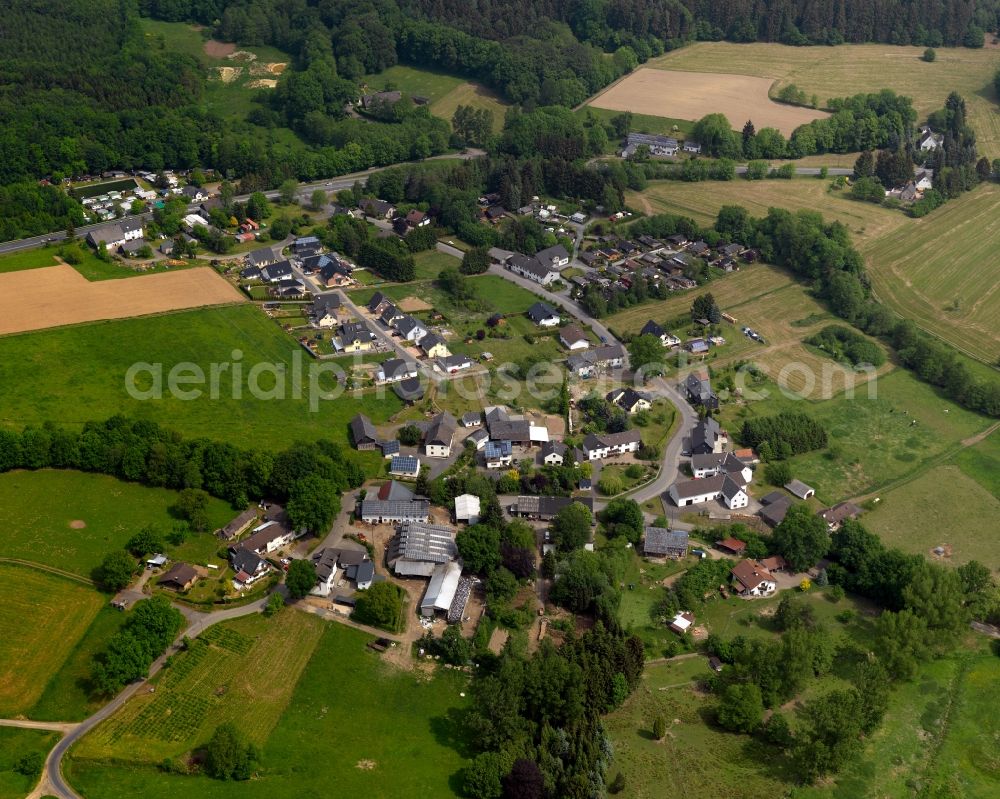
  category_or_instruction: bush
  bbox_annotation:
[353,581,405,631]
[827,584,846,602]
[203,723,258,781]
[97,549,138,591]
[14,752,44,778]
[652,716,667,740]
[923,48,936,62]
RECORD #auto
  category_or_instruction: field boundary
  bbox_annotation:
[0,557,98,587]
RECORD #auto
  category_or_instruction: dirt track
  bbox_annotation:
[0,265,245,336]
[588,67,828,136]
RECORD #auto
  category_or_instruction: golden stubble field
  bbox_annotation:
[0,264,244,335]
[589,67,829,135]
[647,42,1000,157]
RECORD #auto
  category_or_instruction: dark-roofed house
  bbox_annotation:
[336,320,373,353]
[690,418,726,455]
[566,344,627,378]
[581,429,642,460]
[312,293,341,327]
[377,358,418,384]
[535,244,570,269]
[541,441,567,465]
[668,474,748,509]
[461,412,482,428]
[379,303,402,327]
[394,314,427,343]
[559,325,589,351]
[759,496,793,528]
[260,260,294,283]
[158,562,199,591]
[419,332,450,359]
[425,412,456,458]
[607,387,652,415]
[230,548,269,588]
[358,495,430,524]
[246,247,278,268]
[818,502,863,531]
[509,495,592,521]
[86,218,145,250]
[508,253,560,286]
[317,257,353,288]
[643,528,689,559]
[367,291,392,315]
[731,560,776,597]
[387,521,457,577]
[380,439,400,458]
[349,413,378,450]
[393,376,425,403]
[685,369,719,409]
[389,454,421,478]
[437,354,472,373]
[527,301,561,327]
[359,198,396,219]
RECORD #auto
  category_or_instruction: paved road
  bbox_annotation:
[37,595,269,799]
[0,150,486,256]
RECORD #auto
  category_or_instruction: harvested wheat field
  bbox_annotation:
[588,67,828,136]
[0,265,244,335]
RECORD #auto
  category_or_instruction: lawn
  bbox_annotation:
[68,620,471,798]
[0,728,59,799]
[863,463,1000,568]
[952,427,1000,498]
[718,369,994,503]
[0,304,402,460]
[0,245,196,281]
[0,564,104,717]
[141,20,294,126]
[647,42,1000,158]
[413,248,461,281]
[858,183,1000,363]
[430,81,510,133]
[365,63,510,132]
[0,470,232,577]
[606,263,889,397]
[797,642,1000,799]
[619,550,700,656]
[74,609,325,765]
[29,606,129,722]
[626,178,907,245]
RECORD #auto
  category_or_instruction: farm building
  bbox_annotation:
[643,528,689,559]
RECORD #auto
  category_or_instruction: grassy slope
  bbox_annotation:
[0,470,232,576]
[29,606,128,722]
[68,620,470,798]
[0,246,202,281]
[858,182,1000,363]
[0,564,104,716]
[75,609,325,763]
[608,587,873,798]
[647,42,1000,158]
[0,728,59,799]
[716,369,992,504]
[0,304,401,459]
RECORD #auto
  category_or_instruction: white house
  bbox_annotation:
[918,126,942,152]
[669,474,748,510]
[535,244,570,269]
[541,441,567,466]
[424,412,456,458]
[485,440,513,469]
[395,315,428,343]
[606,387,652,415]
[85,218,144,250]
[581,429,642,460]
[377,358,418,384]
[527,301,561,327]
[559,325,590,351]
[508,253,560,285]
[690,452,753,484]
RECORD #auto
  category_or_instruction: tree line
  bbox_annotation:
[0,416,365,533]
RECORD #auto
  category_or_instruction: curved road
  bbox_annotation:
[24,595,270,799]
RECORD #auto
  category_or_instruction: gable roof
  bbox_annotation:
[367,291,389,313]
[425,412,457,447]
[644,527,689,555]
[395,315,426,336]
[158,562,198,588]
[641,319,664,338]
[731,559,774,591]
[535,244,569,264]
[527,301,559,323]
[559,324,587,346]
[509,253,556,280]
[350,413,378,445]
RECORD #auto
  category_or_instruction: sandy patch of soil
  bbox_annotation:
[69,520,87,529]
[397,296,433,312]
[227,50,257,62]
[246,79,277,89]
[203,40,236,58]
[216,66,241,83]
